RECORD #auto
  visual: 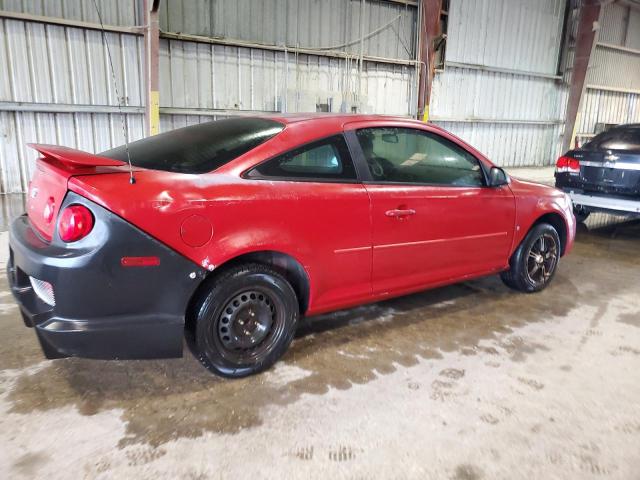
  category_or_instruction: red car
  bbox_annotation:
[8,114,575,377]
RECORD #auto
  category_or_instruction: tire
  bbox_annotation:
[191,263,299,378]
[573,205,590,223]
[500,223,561,293]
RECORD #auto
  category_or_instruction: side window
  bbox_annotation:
[356,127,485,187]
[248,135,357,181]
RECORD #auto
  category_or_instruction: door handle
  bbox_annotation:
[385,208,416,217]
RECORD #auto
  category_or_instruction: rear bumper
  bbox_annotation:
[560,189,640,216]
[7,191,205,360]
[555,172,640,198]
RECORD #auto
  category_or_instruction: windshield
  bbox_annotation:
[101,118,284,174]
[582,126,640,152]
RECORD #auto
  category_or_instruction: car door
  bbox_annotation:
[244,133,372,312]
[345,124,515,295]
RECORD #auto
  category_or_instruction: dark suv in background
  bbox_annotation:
[555,123,640,221]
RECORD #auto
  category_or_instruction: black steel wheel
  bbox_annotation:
[191,263,299,378]
[500,223,561,293]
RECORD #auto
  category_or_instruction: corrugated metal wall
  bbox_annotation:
[578,2,640,138]
[0,0,419,193]
[431,0,569,167]
[1,0,636,192]
[0,20,144,105]
[445,0,566,74]
[157,0,419,128]
[159,38,415,115]
[159,0,417,61]
[0,16,146,193]
[0,0,141,25]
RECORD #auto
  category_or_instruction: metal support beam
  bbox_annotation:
[160,31,418,67]
[596,41,640,56]
[429,116,564,125]
[159,107,278,117]
[444,61,563,80]
[144,0,160,136]
[587,84,640,95]
[562,1,602,153]
[0,10,142,34]
[417,0,442,121]
[0,9,417,68]
[0,101,144,114]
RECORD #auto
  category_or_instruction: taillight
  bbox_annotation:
[556,156,580,174]
[58,205,94,242]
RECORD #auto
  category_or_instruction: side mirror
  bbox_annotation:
[489,167,509,187]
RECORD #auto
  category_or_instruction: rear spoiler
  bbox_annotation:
[28,144,126,168]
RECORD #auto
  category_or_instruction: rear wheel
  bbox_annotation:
[191,263,299,378]
[500,223,561,293]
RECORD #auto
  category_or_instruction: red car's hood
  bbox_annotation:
[508,176,566,200]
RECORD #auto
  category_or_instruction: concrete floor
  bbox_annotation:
[1,180,639,479]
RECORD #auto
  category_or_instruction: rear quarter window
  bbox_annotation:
[101,118,284,174]
[246,135,357,181]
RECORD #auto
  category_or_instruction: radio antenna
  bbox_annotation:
[91,0,136,184]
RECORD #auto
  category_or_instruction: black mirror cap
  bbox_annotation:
[489,166,509,187]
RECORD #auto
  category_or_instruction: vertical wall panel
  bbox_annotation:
[0,15,145,192]
[447,0,565,75]
[431,0,569,167]
[159,0,417,61]
[158,38,416,116]
[0,0,141,25]
[0,18,144,107]
[0,111,144,193]
[578,2,640,139]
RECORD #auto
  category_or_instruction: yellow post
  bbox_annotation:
[422,103,429,122]
[149,90,160,136]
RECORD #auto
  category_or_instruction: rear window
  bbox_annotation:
[101,118,284,174]
[583,126,640,152]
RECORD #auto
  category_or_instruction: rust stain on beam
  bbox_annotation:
[417,0,442,121]
[144,0,161,136]
[562,0,602,152]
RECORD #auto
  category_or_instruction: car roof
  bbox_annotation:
[264,112,432,127]
[610,123,640,129]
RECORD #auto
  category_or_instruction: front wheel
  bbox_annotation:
[500,223,561,293]
[191,263,299,378]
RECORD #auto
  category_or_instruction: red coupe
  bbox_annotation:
[8,114,575,377]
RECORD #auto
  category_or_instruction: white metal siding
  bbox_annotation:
[0,7,416,193]
[160,37,416,115]
[0,16,145,192]
[431,0,568,167]
[0,18,144,106]
[446,0,565,75]
[579,89,640,134]
[159,0,417,61]
[437,121,563,167]
[578,2,640,140]
[0,0,141,25]
[0,111,145,193]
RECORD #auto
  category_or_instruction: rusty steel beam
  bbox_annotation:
[144,0,161,136]
[562,0,602,152]
[417,0,442,121]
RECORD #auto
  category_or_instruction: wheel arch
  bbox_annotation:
[185,250,311,335]
[531,212,568,256]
